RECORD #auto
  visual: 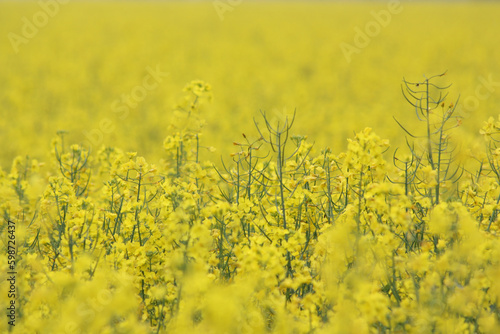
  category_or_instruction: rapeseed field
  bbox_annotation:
[1,1,500,333]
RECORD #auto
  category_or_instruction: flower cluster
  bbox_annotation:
[1,81,500,334]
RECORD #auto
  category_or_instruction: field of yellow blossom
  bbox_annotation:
[1,1,500,333]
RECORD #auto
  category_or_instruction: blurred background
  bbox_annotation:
[0,0,499,169]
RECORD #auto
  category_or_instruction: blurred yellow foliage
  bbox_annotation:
[1,2,500,334]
